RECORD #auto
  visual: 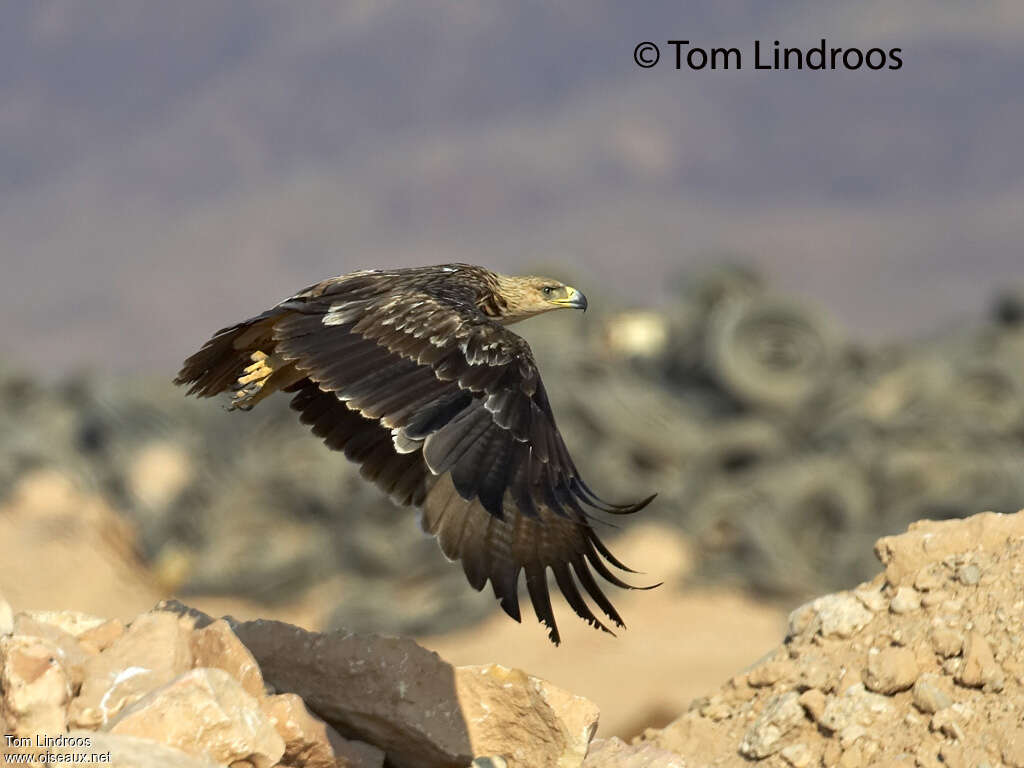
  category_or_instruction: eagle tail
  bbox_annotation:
[174,311,301,408]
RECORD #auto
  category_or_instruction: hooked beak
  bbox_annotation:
[553,285,588,312]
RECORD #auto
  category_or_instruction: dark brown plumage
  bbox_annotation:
[174,263,655,643]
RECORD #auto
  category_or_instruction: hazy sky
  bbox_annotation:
[3,1,1022,372]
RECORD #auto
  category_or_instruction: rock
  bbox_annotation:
[819,684,892,733]
[956,563,981,585]
[583,737,687,767]
[911,674,953,714]
[929,708,966,741]
[458,664,600,768]
[738,691,805,759]
[262,692,384,768]
[863,647,918,694]
[889,587,921,614]
[788,593,873,640]
[874,512,1024,586]
[106,668,285,768]
[747,658,792,687]
[194,610,597,768]
[912,565,946,592]
[644,510,1024,767]
[929,627,963,658]
[190,619,265,699]
[0,634,71,736]
[69,610,193,727]
[47,731,222,767]
[22,610,107,637]
[12,613,96,686]
[797,689,827,724]
[220,616,473,767]
[78,619,125,653]
[955,631,1003,690]
[780,743,812,768]
[853,582,888,612]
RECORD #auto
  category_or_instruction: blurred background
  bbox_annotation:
[2,0,1023,738]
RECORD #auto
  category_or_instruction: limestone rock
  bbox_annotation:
[262,692,384,768]
[863,647,918,694]
[0,634,71,736]
[105,667,285,768]
[48,731,222,767]
[219,616,471,767]
[12,613,96,686]
[457,664,600,768]
[184,609,596,768]
[583,737,688,767]
[819,684,892,733]
[78,619,125,653]
[69,610,193,727]
[739,691,805,759]
[190,619,265,699]
[788,593,873,640]
[22,610,107,637]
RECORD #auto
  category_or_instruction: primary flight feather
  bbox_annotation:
[174,263,656,643]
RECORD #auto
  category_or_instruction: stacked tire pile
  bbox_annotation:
[558,268,1024,597]
[1,268,1022,631]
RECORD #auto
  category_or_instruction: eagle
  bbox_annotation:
[175,264,655,643]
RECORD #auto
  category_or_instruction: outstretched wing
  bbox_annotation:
[176,272,655,643]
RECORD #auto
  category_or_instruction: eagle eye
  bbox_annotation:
[542,286,555,296]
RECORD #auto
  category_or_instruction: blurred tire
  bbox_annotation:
[946,359,1024,435]
[706,297,837,412]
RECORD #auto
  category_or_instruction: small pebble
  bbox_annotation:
[956,563,981,585]
[913,565,945,592]
[889,587,921,614]
[855,584,888,612]
[929,627,963,658]
[912,674,952,714]
[930,709,966,742]
[863,646,918,694]
[956,631,1002,689]
[797,688,827,723]
[780,743,812,768]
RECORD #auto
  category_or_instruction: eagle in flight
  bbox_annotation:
[175,264,655,643]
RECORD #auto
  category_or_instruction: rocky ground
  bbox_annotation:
[640,510,1024,768]
[2,509,1022,767]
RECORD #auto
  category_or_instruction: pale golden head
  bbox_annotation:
[493,274,588,323]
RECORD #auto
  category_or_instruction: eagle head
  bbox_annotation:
[493,274,588,323]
